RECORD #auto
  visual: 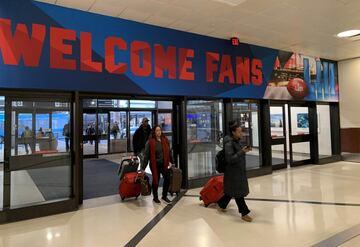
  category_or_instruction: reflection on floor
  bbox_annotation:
[1,162,360,246]
[342,152,360,163]
[9,170,45,208]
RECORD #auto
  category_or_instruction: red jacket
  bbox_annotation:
[148,136,171,186]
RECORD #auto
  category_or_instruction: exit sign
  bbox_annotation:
[231,37,240,46]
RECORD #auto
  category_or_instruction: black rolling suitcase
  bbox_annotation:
[168,166,182,196]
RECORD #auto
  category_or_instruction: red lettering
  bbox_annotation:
[179,48,194,81]
[105,37,127,74]
[236,57,250,85]
[0,18,45,67]
[218,55,234,84]
[130,41,151,77]
[80,32,102,72]
[154,44,176,79]
[206,52,219,82]
[50,27,76,70]
[252,59,263,85]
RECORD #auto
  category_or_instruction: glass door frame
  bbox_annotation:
[1,92,78,224]
[316,102,341,164]
[287,101,317,167]
[129,109,156,153]
[156,109,176,159]
[82,109,98,158]
[269,102,288,170]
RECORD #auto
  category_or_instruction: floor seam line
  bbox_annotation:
[124,190,186,247]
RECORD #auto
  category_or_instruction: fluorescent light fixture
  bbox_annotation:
[213,0,247,6]
[337,30,360,38]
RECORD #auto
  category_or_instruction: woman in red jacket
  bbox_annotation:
[142,125,174,204]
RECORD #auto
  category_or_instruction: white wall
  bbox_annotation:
[338,58,360,128]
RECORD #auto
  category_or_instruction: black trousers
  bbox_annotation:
[218,194,250,216]
[152,162,170,199]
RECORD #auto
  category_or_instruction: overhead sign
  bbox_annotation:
[0,0,339,102]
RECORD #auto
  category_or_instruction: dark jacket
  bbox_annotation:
[223,135,249,198]
[133,124,151,154]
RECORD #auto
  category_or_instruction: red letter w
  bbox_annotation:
[0,18,45,67]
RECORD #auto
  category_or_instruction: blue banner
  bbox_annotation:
[0,0,339,102]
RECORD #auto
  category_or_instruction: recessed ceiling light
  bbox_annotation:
[213,0,247,6]
[337,30,360,38]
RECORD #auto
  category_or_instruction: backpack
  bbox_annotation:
[215,149,226,173]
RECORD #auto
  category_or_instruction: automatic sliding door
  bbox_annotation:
[232,102,261,170]
[97,113,108,155]
[110,111,127,153]
[158,112,173,148]
[186,100,223,179]
[129,112,152,152]
[15,113,33,156]
[8,99,72,208]
[83,113,96,156]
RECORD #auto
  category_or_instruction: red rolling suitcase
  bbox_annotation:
[199,175,224,207]
[119,171,142,201]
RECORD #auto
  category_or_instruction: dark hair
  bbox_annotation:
[228,120,240,135]
[151,125,164,139]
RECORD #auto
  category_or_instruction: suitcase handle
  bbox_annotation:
[121,156,140,165]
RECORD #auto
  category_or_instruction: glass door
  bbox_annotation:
[15,112,33,156]
[6,98,72,209]
[97,113,108,155]
[186,100,223,179]
[288,104,312,166]
[129,111,153,152]
[270,104,288,169]
[158,112,173,148]
[83,112,96,156]
[109,111,127,153]
[232,102,261,170]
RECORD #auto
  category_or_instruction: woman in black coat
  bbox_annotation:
[217,120,253,222]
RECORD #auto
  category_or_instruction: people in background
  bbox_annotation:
[142,125,174,204]
[63,122,70,152]
[86,123,96,145]
[133,117,151,155]
[36,127,45,138]
[217,120,253,222]
[21,126,33,154]
[111,121,120,139]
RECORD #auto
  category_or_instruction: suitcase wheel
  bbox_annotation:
[170,192,174,196]
[121,197,125,201]
[199,196,202,201]
[176,192,179,197]
[204,204,209,208]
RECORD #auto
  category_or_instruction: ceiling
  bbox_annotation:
[35,0,360,61]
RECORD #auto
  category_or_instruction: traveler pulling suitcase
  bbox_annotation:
[199,175,224,207]
[118,156,140,180]
[168,166,182,196]
[119,171,146,200]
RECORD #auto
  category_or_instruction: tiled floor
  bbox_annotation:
[0,161,360,247]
